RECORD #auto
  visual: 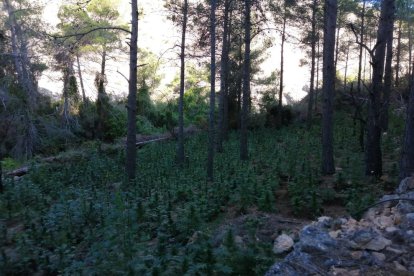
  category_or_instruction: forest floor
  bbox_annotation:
[0,112,405,275]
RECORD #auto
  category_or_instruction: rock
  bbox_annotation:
[394,261,408,271]
[273,234,294,254]
[382,208,391,216]
[330,267,359,276]
[397,177,414,194]
[351,251,363,259]
[373,215,394,229]
[386,246,405,255]
[364,236,392,251]
[372,252,386,262]
[397,193,414,214]
[297,225,337,254]
[352,229,375,245]
[329,230,341,239]
[317,216,332,228]
[385,226,399,233]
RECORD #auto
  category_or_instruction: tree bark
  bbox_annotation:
[343,45,349,91]
[4,0,37,109]
[357,0,366,94]
[307,0,317,128]
[177,0,188,164]
[76,53,87,103]
[365,0,395,177]
[223,12,232,141]
[381,19,395,131]
[126,0,138,181]
[217,0,230,153]
[240,0,251,161]
[0,152,3,193]
[207,0,217,182]
[321,0,337,175]
[97,48,107,142]
[400,63,414,179]
[334,26,341,71]
[278,5,287,127]
[315,38,320,112]
[395,20,402,87]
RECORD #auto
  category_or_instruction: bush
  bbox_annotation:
[265,105,294,128]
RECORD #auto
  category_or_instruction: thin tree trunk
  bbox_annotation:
[334,26,341,71]
[0,152,3,193]
[343,46,349,91]
[126,0,138,181]
[278,7,287,127]
[76,53,87,103]
[395,20,402,87]
[357,0,366,94]
[322,0,337,175]
[97,48,107,142]
[365,0,395,177]
[237,35,243,129]
[240,0,251,161]
[381,19,395,131]
[177,0,188,164]
[409,26,413,77]
[217,0,230,153]
[207,0,217,182]
[400,63,414,179]
[223,12,232,141]
[307,0,317,128]
[4,0,36,108]
[62,68,70,127]
[315,37,320,112]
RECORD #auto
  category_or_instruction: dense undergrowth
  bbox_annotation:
[0,112,404,275]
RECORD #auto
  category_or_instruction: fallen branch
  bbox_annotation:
[136,137,170,148]
[6,166,29,177]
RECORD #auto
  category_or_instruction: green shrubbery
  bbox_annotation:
[1,111,403,274]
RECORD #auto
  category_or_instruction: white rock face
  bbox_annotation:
[272,234,294,254]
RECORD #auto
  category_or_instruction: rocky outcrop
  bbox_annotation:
[266,177,414,275]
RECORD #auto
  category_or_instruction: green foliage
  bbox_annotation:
[0,158,20,170]
[0,111,405,274]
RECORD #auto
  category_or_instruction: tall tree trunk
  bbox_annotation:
[357,0,366,94]
[177,0,188,164]
[237,35,243,129]
[76,53,87,103]
[315,38,320,112]
[217,0,230,153]
[223,12,232,141]
[62,67,71,127]
[343,46,349,91]
[0,152,3,193]
[334,26,341,71]
[97,48,107,142]
[400,63,414,179]
[381,19,395,131]
[395,20,402,87]
[409,25,413,77]
[321,0,337,175]
[307,0,318,128]
[4,0,36,108]
[365,0,395,177]
[278,6,287,127]
[4,0,37,159]
[126,0,138,181]
[240,0,251,161]
[207,0,217,182]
